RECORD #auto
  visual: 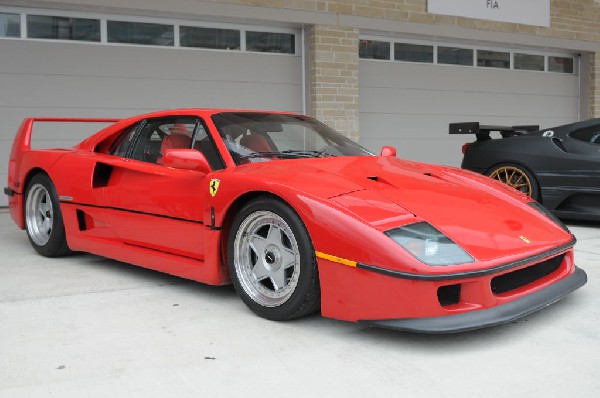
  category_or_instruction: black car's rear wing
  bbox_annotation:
[449,122,540,140]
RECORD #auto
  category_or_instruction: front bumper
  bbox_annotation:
[359,266,587,334]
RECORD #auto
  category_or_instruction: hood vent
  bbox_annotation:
[366,175,395,187]
[423,172,445,182]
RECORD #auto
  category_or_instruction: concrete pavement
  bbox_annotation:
[1,210,599,398]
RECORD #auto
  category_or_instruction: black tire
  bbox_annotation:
[24,173,71,257]
[486,163,540,201]
[227,196,320,321]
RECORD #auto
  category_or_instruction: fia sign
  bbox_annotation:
[428,0,550,27]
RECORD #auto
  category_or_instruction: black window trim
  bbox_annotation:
[115,116,226,170]
[567,125,600,145]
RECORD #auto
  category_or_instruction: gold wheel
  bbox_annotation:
[488,166,533,197]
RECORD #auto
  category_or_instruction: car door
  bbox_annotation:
[555,124,600,189]
[101,116,224,260]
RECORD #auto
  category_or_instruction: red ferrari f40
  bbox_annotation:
[4,109,587,333]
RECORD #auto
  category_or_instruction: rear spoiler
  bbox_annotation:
[14,117,121,150]
[449,122,540,140]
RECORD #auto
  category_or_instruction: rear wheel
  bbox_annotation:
[486,163,540,201]
[228,197,320,321]
[24,173,70,257]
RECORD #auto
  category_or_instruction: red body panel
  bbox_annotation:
[5,109,580,323]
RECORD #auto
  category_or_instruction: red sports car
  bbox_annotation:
[4,109,587,333]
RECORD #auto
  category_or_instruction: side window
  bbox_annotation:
[130,118,196,164]
[108,124,139,157]
[570,126,600,145]
[192,123,226,170]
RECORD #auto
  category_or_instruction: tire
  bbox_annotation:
[24,173,71,257]
[227,196,320,321]
[486,163,540,201]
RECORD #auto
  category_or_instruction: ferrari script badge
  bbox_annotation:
[209,179,220,197]
[519,235,531,244]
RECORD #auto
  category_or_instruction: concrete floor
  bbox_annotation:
[0,210,598,398]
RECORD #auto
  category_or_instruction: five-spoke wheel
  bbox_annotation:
[228,197,320,320]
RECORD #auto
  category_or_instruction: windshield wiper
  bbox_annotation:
[240,150,332,159]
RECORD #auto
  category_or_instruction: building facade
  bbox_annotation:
[1,0,599,206]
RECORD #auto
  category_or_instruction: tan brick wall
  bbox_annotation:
[591,53,600,117]
[307,25,360,140]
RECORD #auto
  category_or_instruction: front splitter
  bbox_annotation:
[359,266,587,334]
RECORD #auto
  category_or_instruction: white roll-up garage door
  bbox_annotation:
[0,31,302,206]
[359,45,580,166]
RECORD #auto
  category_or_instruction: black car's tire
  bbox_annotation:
[486,163,540,201]
[227,196,320,321]
[24,173,71,257]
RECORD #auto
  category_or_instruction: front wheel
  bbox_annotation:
[228,197,320,321]
[24,173,70,257]
[486,163,540,201]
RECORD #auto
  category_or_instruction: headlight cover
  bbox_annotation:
[385,222,474,266]
[528,202,570,232]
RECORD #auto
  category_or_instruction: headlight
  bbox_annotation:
[528,202,570,232]
[385,222,474,266]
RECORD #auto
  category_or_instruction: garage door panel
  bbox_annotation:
[360,87,577,118]
[0,74,301,111]
[360,61,579,96]
[0,40,301,84]
[360,58,579,166]
[360,137,471,167]
[359,113,577,141]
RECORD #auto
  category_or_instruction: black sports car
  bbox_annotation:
[450,118,600,221]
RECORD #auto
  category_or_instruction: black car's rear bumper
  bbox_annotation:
[359,266,587,334]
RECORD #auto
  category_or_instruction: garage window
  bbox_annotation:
[359,40,390,60]
[477,50,510,69]
[246,31,295,53]
[548,56,574,74]
[514,53,544,71]
[438,46,473,66]
[107,20,174,46]
[360,35,576,76]
[394,43,433,63]
[0,12,19,37]
[180,26,240,50]
[27,15,100,41]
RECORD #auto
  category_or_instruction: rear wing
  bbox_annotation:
[449,122,540,141]
[13,117,121,150]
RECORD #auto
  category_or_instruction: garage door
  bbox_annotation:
[0,15,303,206]
[359,40,580,167]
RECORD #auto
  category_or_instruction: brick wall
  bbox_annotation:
[591,53,600,117]
[307,25,360,140]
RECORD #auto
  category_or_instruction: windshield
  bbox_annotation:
[211,112,373,164]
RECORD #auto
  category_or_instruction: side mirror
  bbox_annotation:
[380,146,396,157]
[163,149,211,174]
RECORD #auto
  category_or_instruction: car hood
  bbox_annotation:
[235,156,572,262]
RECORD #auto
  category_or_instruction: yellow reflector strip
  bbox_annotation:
[315,251,357,267]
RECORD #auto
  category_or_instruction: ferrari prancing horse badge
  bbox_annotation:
[209,178,220,197]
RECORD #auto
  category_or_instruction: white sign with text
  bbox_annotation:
[428,0,550,27]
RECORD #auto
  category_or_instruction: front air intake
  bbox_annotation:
[491,254,564,295]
